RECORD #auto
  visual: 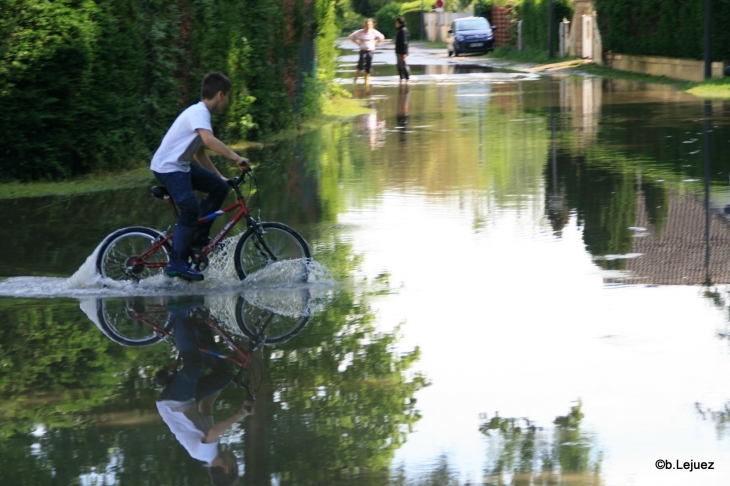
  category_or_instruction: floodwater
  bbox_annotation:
[3,50,730,486]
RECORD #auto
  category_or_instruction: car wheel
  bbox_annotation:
[454,49,459,57]
[448,50,453,57]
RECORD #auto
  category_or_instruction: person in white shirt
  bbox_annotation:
[348,19,385,84]
[150,72,251,281]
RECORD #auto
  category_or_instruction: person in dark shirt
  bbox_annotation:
[395,16,410,84]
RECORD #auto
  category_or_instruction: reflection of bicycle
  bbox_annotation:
[93,293,311,348]
[91,296,310,403]
[95,173,311,281]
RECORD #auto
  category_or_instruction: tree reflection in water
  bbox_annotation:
[480,401,603,486]
[0,275,426,485]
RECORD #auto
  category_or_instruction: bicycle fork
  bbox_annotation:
[246,216,278,263]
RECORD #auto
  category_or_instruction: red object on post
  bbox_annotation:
[435,0,444,8]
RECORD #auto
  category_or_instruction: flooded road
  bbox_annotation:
[3,47,730,485]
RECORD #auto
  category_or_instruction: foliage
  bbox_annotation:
[403,11,424,40]
[0,0,152,181]
[315,0,341,107]
[0,0,336,182]
[595,0,730,62]
[472,0,495,21]
[547,149,638,269]
[0,276,426,483]
[351,0,390,18]
[338,8,368,36]
[0,298,169,437]
[375,2,405,39]
[515,0,573,51]
[480,401,602,484]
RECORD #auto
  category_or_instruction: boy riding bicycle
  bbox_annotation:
[151,72,250,281]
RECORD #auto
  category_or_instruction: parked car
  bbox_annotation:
[447,17,497,57]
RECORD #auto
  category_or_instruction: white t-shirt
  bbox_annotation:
[157,399,219,464]
[350,29,385,51]
[150,102,212,173]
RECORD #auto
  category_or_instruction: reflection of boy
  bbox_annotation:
[156,301,253,486]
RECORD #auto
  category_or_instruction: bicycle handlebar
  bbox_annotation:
[228,171,252,188]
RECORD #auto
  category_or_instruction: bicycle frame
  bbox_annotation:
[132,177,258,270]
[126,304,253,370]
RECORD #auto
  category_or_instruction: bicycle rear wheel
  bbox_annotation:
[233,222,311,280]
[96,297,169,347]
[97,226,170,281]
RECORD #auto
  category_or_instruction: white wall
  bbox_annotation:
[424,12,472,43]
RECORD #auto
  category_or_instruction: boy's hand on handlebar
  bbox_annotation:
[236,157,251,173]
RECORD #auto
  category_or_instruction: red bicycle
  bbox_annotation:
[95,173,311,281]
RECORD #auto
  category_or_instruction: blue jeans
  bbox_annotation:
[153,165,229,230]
[158,300,232,402]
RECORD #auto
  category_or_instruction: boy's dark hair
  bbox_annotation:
[209,465,238,486]
[397,16,407,26]
[201,72,232,100]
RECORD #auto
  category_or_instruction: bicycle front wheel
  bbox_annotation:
[233,222,311,280]
[96,226,170,281]
[234,291,312,344]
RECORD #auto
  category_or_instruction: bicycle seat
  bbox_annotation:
[150,186,170,200]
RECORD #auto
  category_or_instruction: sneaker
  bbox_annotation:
[164,261,204,281]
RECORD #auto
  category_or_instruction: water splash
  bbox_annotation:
[0,234,334,298]
[242,259,334,288]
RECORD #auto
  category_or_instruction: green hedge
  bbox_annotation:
[0,0,335,182]
[595,0,730,62]
[375,2,403,39]
[403,10,423,40]
[516,0,573,51]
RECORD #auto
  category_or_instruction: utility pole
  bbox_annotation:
[704,0,712,79]
[421,0,425,41]
[548,0,555,59]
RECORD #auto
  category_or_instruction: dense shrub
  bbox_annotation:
[0,0,336,182]
[403,11,424,40]
[472,0,495,21]
[595,0,730,62]
[375,2,404,39]
[516,0,573,51]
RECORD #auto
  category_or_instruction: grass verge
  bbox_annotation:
[685,78,730,98]
[0,93,371,199]
[0,168,156,200]
[487,46,573,65]
[490,47,730,99]
[576,64,730,99]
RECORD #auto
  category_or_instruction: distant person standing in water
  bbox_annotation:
[395,16,410,84]
[349,19,385,84]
